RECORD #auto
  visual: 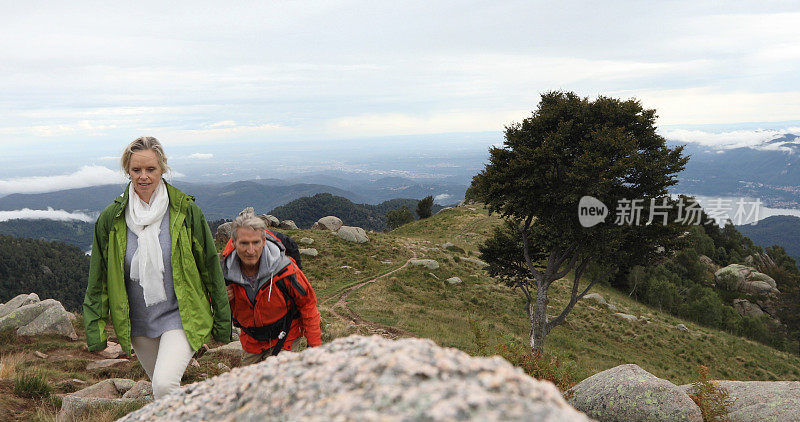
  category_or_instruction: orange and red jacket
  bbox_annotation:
[221,231,321,354]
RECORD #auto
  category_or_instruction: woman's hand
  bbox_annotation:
[227,285,234,302]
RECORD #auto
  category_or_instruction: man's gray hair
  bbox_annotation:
[231,213,267,240]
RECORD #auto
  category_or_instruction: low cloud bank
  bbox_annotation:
[0,208,95,222]
[662,127,800,150]
[0,165,126,195]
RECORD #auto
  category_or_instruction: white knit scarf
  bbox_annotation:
[125,179,169,306]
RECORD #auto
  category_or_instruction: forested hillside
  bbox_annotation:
[738,215,800,262]
[269,193,443,231]
[0,235,89,311]
[0,220,93,251]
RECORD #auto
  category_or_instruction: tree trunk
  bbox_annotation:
[530,286,548,352]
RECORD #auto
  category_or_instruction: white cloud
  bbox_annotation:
[434,193,452,203]
[0,208,94,222]
[0,165,126,195]
[662,127,800,149]
[327,110,520,137]
[189,153,213,160]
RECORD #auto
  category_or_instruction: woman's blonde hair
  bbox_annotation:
[121,136,170,176]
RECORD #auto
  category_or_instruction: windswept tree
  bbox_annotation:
[416,195,434,219]
[472,91,688,352]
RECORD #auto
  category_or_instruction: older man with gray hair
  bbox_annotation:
[220,212,321,364]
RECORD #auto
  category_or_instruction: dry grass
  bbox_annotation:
[0,353,26,379]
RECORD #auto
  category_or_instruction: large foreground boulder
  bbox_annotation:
[0,298,77,340]
[568,364,702,422]
[120,335,590,421]
[679,380,800,422]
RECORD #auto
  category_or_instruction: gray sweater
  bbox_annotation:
[124,209,183,338]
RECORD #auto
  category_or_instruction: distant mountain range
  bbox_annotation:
[737,215,800,263]
[0,176,466,221]
[670,132,800,208]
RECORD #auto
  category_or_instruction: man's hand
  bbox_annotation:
[227,285,234,302]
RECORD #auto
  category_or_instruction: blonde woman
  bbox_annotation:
[83,137,231,399]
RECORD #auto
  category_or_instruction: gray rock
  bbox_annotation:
[119,335,591,421]
[381,261,393,265]
[217,363,231,372]
[606,303,619,313]
[584,293,607,306]
[613,313,639,323]
[312,216,343,231]
[0,299,61,331]
[569,364,702,422]
[446,277,463,285]
[715,264,779,295]
[436,207,453,215]
[409,258,440,270]
[258,214,280,227]
[99,342,123,359]
[232,326,240,342]
[336,226,370,243]
[16,301,78,340]
[86,359,129,370]
[732,299,766,318]
[59,396,149,421]
[0,293,40,318]
[205,341,244,358]
[676,324,689,332]
[71,379,125,398]
[459,257,489,267]
[678,380,800,422]
[278,220,298,230]
[122,381,153,399]
[299,237,314,245]
[215,221,234,244]
[300,248,318,257]
[238,207,255,217]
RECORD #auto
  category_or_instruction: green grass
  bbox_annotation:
[13,369,52,399]
[344,205,800,385]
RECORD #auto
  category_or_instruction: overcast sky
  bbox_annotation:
[2,1,800,190]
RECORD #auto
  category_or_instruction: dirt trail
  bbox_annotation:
[326,242,418,339]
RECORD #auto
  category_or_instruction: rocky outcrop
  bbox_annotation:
[312,216,343,231]
[679,380,800,422]
[568,364,702,421]
[278,220,298,230]
[58,378,151,421]
[0,296,77,340]
[732,299,766,318]
[0,293,40,318]
[299,237,314,245]
[258,214,280,227]
[119,335,590,421]
[336,226,369,243]
[409,259,440,270]
[714,264,779,295]
[744,253,777,274]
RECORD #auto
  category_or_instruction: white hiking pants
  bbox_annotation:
[131,329,194,399]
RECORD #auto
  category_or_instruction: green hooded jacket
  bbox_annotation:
[83,182,232,355]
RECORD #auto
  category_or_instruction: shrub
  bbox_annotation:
[495,342,577,395]
[13,369,52,399]
[688,365,735,422]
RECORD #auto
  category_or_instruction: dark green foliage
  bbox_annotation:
[739,215,800,263]
[416,195,433,219]
[0,235,90,311]
[269,193,442,231]
[0,219,93,251]
[386,206,414,230]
